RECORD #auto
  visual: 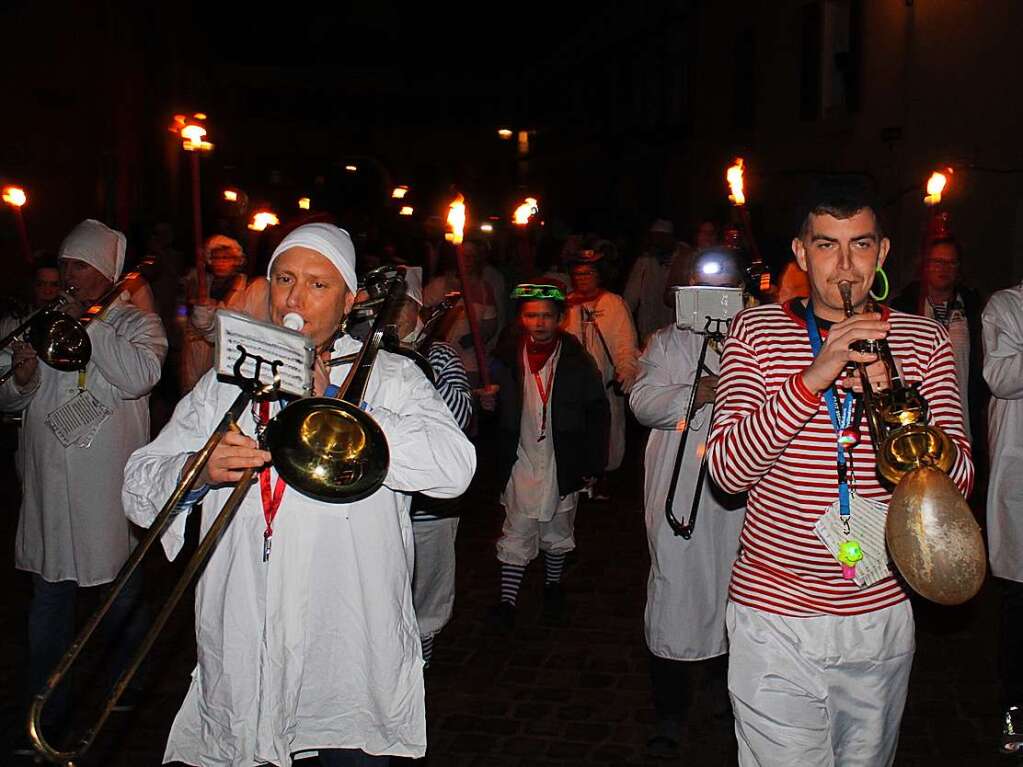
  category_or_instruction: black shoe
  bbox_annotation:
[542,583,566,620]
[646,718,681,759]
[1003,705,1023,754]
[487,602,516,632]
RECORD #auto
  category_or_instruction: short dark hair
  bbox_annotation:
[927,236,961,260]
[795,175,883,238]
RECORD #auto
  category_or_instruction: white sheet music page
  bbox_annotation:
[215,310,314,397]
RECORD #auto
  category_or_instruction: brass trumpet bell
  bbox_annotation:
[877,423,954,485]
[886,466,986,605]
[28,311,91,371]
[262,396,389,503]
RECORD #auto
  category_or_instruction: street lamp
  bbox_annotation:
[223,189,239,202]
[391,185,409,199]
[2,185,30,262]
[497,128,513,140]
[298,197,311,210]
[399,206,414,216]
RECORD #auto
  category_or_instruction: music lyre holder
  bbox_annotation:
[664,316,730,540]
[28,344,282,767]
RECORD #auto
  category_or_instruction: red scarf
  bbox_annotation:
[525,335,558,374]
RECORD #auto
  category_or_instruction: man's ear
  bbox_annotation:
[792,237,809,272]
[343,290,356,316]
[877,237,891,269]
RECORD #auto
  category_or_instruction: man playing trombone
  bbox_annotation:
[123,223,476,766]
[707,177,974,766]
[629,248,746,759]
[1,219,167,759]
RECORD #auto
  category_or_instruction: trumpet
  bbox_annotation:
[28,351,282,766]
[838,281,985,605]
[0,259,154,386]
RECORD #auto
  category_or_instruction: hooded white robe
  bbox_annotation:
[0,303,166,585]
[122,337,476,765]
[983,283,1023,583]
[564,290,638,472]
[629,324,745,660]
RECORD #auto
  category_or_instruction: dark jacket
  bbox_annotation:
[891,281,988,443]
[492,328,610,497]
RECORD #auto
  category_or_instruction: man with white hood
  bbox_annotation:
[0,219,167,755]
[122,224,476,766]
[629,247,746,758]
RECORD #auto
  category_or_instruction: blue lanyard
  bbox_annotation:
[805,302,854,520]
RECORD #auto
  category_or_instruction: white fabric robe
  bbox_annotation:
[629,325,745,660]
[122,336,477,765]
[564,291,639,471]
[623,253,673,343]
[983,283,1023,582]
[0,304,166,586]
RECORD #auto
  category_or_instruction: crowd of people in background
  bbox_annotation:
[4,175,1023,765]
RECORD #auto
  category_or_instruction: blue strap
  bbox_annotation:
[324,384,340,398]
[805,303,854,520]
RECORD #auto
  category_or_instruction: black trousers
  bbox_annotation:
[1001,578,1023,708]
[648,651,729,723]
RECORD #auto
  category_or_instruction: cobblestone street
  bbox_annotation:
[0,429,1012,766]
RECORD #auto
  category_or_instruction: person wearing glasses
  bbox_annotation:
[891,235,986,443]
[480,281,609,628]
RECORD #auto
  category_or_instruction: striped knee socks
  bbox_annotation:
[500,563,526,606]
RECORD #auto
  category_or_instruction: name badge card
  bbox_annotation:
[46,391,112,448]
[814,492,891,588]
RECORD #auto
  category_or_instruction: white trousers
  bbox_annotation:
[412,517,459,638]
[496,501,578,567]
[727,600,914,767]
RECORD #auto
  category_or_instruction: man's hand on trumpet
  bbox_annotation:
[801,312,890,395]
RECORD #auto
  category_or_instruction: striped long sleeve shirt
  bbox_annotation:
[707,300,973,617]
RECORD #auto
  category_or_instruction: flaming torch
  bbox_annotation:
[2,185,30,262]
[919,168,955,312]
[725,157,769,292]
[512,195,540,277]
[726,159,746,206]
[447,194,490,387]
[924,169,950,207]
[173,113,214,301]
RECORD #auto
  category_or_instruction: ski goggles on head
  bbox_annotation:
[510,283,566,302]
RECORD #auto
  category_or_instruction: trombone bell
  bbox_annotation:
[886,466,986,605]
[262,397,389,503]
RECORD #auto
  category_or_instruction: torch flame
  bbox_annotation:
[446,194,466,245]
[513,197,539,226]
[924,170,951,206]
[248,211,280,232]
[727,158,746,206]
[2,186,27,208]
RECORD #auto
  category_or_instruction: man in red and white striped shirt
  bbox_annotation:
[708,177,973,766]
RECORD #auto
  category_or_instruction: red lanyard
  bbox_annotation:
[258,401,286,562]
[533,365,555,442]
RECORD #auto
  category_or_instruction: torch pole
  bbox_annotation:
[454,243,491,387]
[14,209,31,263]
[191,152,207,302]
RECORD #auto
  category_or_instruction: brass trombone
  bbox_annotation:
[838,281,985,605]
[28,351,282,766]
[0,259,154,386]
